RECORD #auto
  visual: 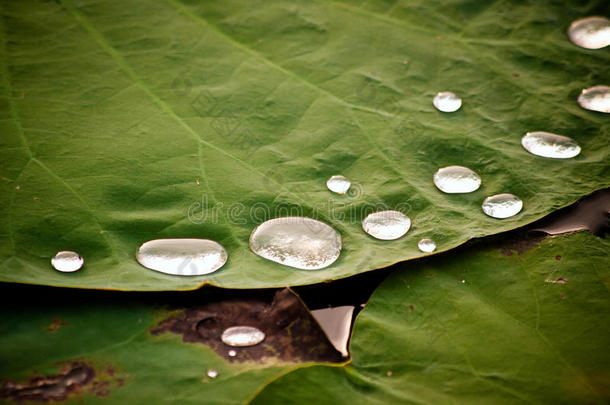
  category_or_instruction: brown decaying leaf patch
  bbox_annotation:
[151,288,343,363]
[0,361,123,402]
[498,232,547,256]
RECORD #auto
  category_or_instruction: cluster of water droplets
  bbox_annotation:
[52,15,603,278]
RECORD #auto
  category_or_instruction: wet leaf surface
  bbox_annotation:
[0,288,342,405]
[1,0,609,290]
[252,232,610,404]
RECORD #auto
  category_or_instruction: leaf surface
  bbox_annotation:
[1,0,608,289]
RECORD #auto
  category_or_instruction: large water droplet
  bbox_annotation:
[433,91,462,112]
[206,369,218,379]
[51,251,84,272]
[362,210,411,240]
[482,194,523,219]
[136,239,227,276]
[326,175,351,194]
[578,85,610,113]
[433,165,481,193]
[221,326,266,347]
[568,16,610,49]
[418,238,436,253]
[249,217,342,270]
[521,132,581,158]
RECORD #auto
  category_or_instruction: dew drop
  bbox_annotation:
[228,350,237,357]
[51,251,84,273]
[206,369,218,379]
[482,193,523,219]
[578,85,610,113]
[249,217,342,270]
[433,165,481,193]
[136,239,227,276]
[417,238,436,253]
[362,210,411,240]
[521,131,580,158]
[433,91,462,112]
[326,175,351,194]
[221,326,266,347]
[568,16,610,49]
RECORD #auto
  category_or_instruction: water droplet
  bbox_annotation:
[362,210,411,240]
[521,131,581,159]
[482,193,523,219]
[417,238,436,253]
[228,350,237,357]
[433,165,481,193]
[433,91,462,112]
[206,369,218,379]
[249,217,342,270]
[578,85,610,113]
[51,251,84,273]
[221,326,266,347]
[568,16,610,49]
[136,239,227,276]
[326,175,351,194]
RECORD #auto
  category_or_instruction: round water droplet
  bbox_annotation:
[136,239,227,276]
[362,210,411,240]
[207,369,218,379]
[228,350,237,357]
[326,175,351,194]
[433,91,462,112]
[249,217,341,270]
[568,16,610,49]
[51,251,84,272]
[521,132,581,158]
[418,238,436,253]
[221,326,266,347]
[482,193,523,219]
[578,85,610,113]
[433,165,481,193]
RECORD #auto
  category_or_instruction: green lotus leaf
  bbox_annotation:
[1,0,608,289]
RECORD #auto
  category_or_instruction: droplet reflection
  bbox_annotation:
[521,132,580,158]
[362,211,411,240]
[51,251,84,273]
[136,239,227,276]
[482,193,523,219]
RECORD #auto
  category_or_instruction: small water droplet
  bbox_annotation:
[417,238,436,253]
[362,210,411,240]
[221,326,265,347]
[578,85,610,113]
[482,193,523,219]
[136,239,227,276]
[51,251,84,273]
[433,165,481,193]
[568,16,610,49]
[521,132,581,159]
[461,280,466,283]
[249,217,342,270]
[206,369,218,379]
[326,175,351,194]
[15,185,20,190]
[228,350,237,357]
[433,91,462,112]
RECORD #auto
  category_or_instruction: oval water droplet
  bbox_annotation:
[51,251,84,273]
[362,210,411,240]
[482,193,523,219]
[136,239,227,276]
[228,350,237,357]
[326,175,351,194]
[221,326,266,347]
[521,132,581,158]
[433,165,481,193]
[249,217,341,270]
[578,85,610,113]
[418,238,436,253]
[433,91,462,112]
[206,369,218,379]
[568,16,610,49]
